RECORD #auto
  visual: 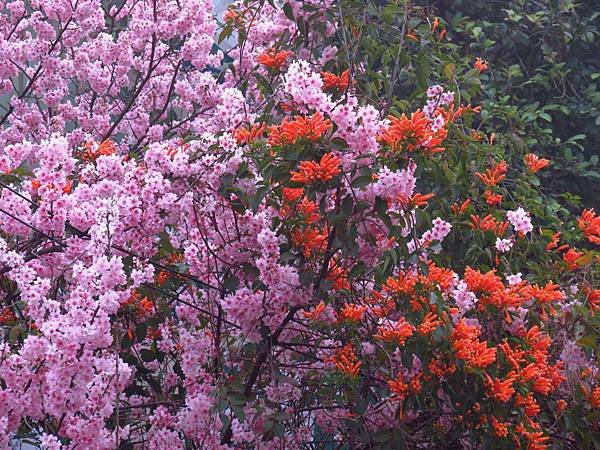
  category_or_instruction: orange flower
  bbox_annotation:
[290,153,342,185]
[417,312,442,335]
[470,214,508,236]
[326,344,361,376]
[0,308,16,325]
[451,198,471,215]
[490,416,509,438]
[156,270,170,286]
[484,190,503,206]
[378,110,447,154]
[526,431,549,450]
[474,57,489,72]
[388,375,410,401]
[516,393,541,417]
[578,209,600,245]
[82,140,116,162]
[375,318,414,345]
[268,112,331,146]
[590,386,600,408]
[321,69,350,91]
[585,287,600,313]
[327,260,350,290]
[291,227,328,258]
[555,399,567,415]
[452,319,497,368]
[527,281,565,305]
[120,292,154,319]
[545,232,561,251]
[234,122,265,145]
[562,248,583,270]
[303,301,326,321]
[485,374,515,402]
[257,48,293,70]
[475,161,507,186]
[524,154,550,173]
[337,303,367,324]
[410,192,434,207]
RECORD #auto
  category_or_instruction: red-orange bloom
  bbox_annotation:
[388,375,410,401]
[257,48,293,70]
[486,374,515,402]
[327,260,350,291]
[578,209,600,245]
[562,248,583,270]
[524,153,550,173]
[337,303,367,324]
[291,227,328,258]
[451,199,471,215]
[268,112,331,146]
[326,344,361,376]
[417,312,442,335]
[234,122,265,145]
[321,69,350,91]
[82,140,116,162]
[490,416,509,438]
[378,110,447,154]
[303,301,326,321]
[375,318,414,345]
[0,308,16,325]
[545,232,561,251]
[484,189,503,206]
[591,386,600,408]
[527,281,565,305]
[452,319,497,368]
[474,57,489,72]
[290,153,342,185]
[475,161,507,186]
[470,214,508,236]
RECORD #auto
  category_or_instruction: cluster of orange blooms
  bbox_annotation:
[469,214,508,236]
[524,153,550,173]
[378,110,447,154]
[120,292,154,319]
[81,139,116,162]
[579,209,600,245]
[475,160,508,187]
[257,48,293,70]
[290,153,342,185]
[326,343,361,377]
[321,70,350,91]
[268,112,331,146]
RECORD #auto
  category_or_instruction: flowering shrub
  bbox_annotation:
[0,0,598,449]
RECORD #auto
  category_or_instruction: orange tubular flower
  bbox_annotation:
[545,232,561,251]
[375,318,414,345]
[452,319,497,368]
[486,374,516,402]
[527,281,565,305]
[591,386,600,408]
[378,110,447,154]
[290,153,342,185]
[490,416,509,438]
[327,260,350,291]
[268,112,331,146]
[469,214,508,236]
[291,227,328,258]
[417,312,442,335]
[578,209,600,245]
[475,161,507,186]
[257,48,293,70]
[388,375,410,401]
[82,139,116,162]
[474,57,489,72]
[0,308,17,325]
[451,198,471,215]
[562,248,583,270]
[585,287,600,313]
[484,190,503,206]
[234,122,265,145]
[524,153,550,173]
[321,69,350,92]
[337,303,367,324]
[411,192,434,207]
[326,344,361,377]
[303,301,326,321]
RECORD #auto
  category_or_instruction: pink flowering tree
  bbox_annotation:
[0,0,598,449]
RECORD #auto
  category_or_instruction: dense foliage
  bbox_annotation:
[0,0,598,449]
